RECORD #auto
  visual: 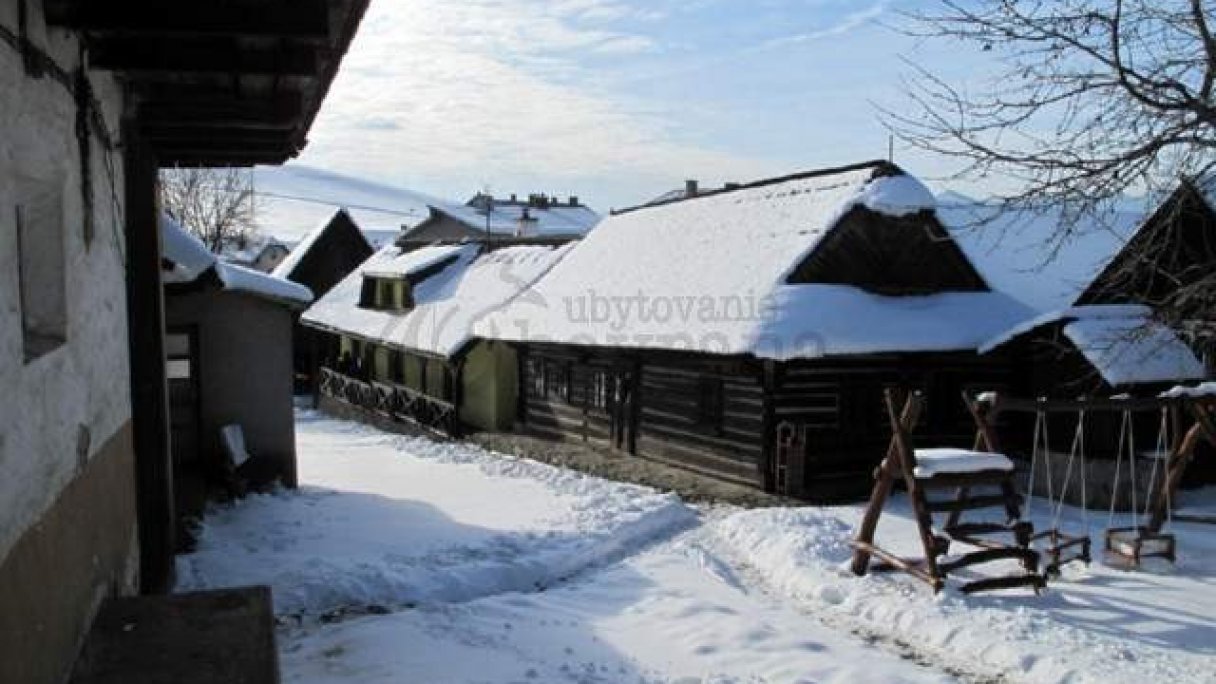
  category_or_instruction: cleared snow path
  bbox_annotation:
[281,522,955,684]
[179,412,1216,683]
[176,412,695,615]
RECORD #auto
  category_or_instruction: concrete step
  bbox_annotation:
[69,586,278,684]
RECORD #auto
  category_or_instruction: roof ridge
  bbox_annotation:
[612,159,899,216]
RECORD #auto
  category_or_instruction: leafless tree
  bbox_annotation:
[888,0,1216,347]
[889,0,1215,226]
[160,167,259,253]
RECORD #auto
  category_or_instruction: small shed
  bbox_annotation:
[980,305,1206,398]
[161,216,313,523]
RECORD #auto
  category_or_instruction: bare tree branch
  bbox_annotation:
[159,167,259,253]
[889,1,1216,358]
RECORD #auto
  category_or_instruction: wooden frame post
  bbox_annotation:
[123,123,176,593]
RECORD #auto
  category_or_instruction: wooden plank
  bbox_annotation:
[89,37,321,76]
[638,424,762,459]
[137,91,305,129]
[635,436,762,486]
[45,0,331,38]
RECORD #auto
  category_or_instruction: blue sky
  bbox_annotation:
[296,0,997,211]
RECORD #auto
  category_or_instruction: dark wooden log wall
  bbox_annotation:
[517,343,1016,500]
[635,360,766,487]
[519,347,628,450]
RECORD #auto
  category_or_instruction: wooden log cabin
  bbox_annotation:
[300,241,572,435]
[475,161,1034,500]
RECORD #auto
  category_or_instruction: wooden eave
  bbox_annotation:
[46,0,371,167]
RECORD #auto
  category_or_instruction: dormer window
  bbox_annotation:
[359,275,412,311]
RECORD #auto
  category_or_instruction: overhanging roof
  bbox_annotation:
[46,0,370,167]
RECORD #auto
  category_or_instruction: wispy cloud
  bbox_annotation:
[758,2,888,50]
[297,0,958,210]
[302,0,772,208]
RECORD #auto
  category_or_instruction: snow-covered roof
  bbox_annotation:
[939,197,1142,312]
[474,164,1031,359]
[1063,315,1204,387]
[302,243,571,358]
[161,214,314,308]
[162,214,217,284]
[1161,381,1216,399]
[978,304,1152,354]
[979,304,1204,386]
[253,164,435,239]
[428,200,601,238]
[362,243,469,280]
[272,209,373,280]
[362,229,402,250]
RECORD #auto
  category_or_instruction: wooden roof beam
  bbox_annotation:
[89,37,321,76]
[44,0,331,40]
[156,149,295,167]
[137,92,306,129]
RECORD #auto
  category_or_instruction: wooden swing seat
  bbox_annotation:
[850,389,1045,595]
[1032,529,1092,576]
[1104,526,1176,565]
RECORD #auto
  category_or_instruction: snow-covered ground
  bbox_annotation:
[178,412,1216,683]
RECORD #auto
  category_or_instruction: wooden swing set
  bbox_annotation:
[851,387,1216,594]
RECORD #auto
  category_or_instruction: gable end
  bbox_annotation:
[787,207,988,295]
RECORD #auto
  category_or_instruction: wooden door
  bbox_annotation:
[166,327,204,536]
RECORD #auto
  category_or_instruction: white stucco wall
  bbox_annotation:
[0,2,131,560]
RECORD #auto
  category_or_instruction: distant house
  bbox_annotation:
[161,216,313,527]
[475,161,1030,499]
[274,209,376,388]
[397,193,600,249]
[274,209,376,296]
[627,178,739,210]
[223,236,292,273]
[300,242,570,434]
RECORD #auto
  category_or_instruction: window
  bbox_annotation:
[696,377,725,433]
[528,357,547,398]
[545,361,571,403]
[527,357,572,403]
[15,175,67,361]
[165,332,193,380]
[378,279,394,309]
[589,370,615,410]
[389,350,405,384]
